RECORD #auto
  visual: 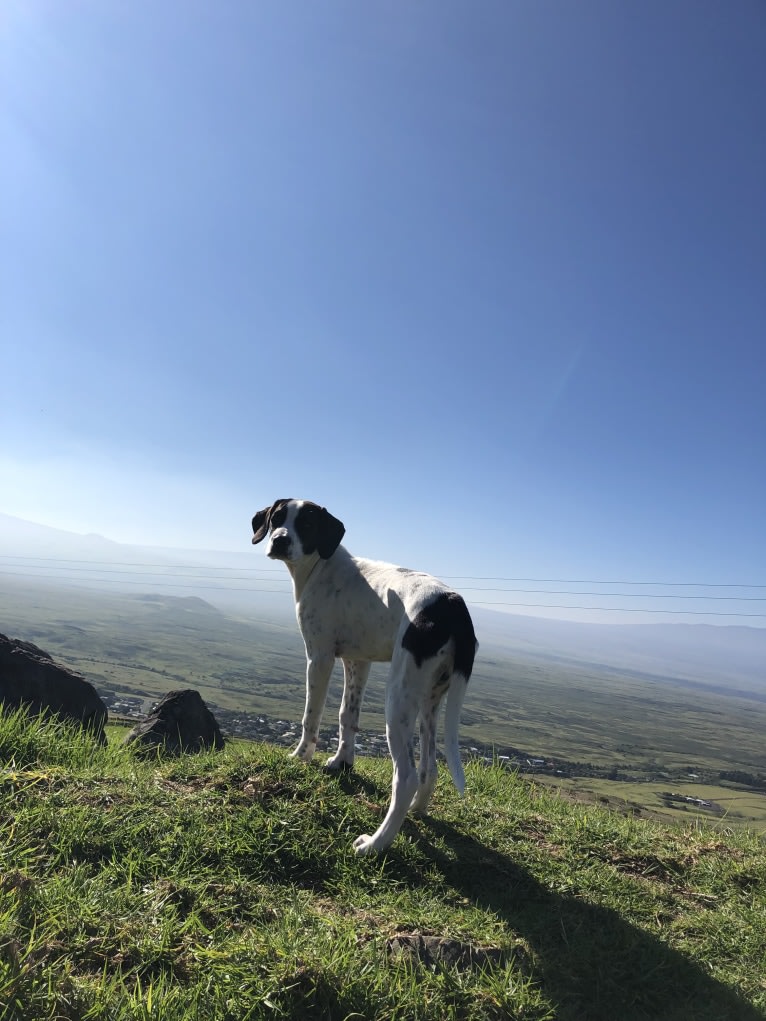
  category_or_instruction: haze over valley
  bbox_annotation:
[2,514,766,830]
[2,513,763,691]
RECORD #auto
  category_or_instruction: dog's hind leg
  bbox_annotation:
[353,656,421,855]
[409,674,451,815]
[324,658,371,772]
[409,707,438,815]
[290,654,335,763]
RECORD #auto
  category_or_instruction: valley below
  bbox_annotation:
[2,574,766,832]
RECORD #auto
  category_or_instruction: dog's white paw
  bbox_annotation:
[409,792,433,815]
[323,754,354,773]
[353,834,379,855]
[289,741,315,763]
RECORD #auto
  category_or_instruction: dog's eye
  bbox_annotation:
[271,507,287,529]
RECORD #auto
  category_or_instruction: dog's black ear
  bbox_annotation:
[251,507,272,545]
[316,507,345,559]
[251,499,290,545]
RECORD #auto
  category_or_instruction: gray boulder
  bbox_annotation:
[124,688,224,756]
[0,633,108,743]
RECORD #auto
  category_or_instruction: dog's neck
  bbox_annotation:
[284,553,323,603]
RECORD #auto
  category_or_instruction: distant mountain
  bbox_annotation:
[474,606,766,692]
[0,513,294,619]
[0,513,125,556]
[130,594,223,615]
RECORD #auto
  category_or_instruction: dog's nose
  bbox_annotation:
[269,534,291,557]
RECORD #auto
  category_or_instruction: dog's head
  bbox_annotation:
[251,499,346,562]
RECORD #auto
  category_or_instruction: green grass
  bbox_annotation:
[1,711,765,1020]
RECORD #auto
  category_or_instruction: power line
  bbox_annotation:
[0,554,282,575]
[2,557,764,619]
[447,575,766,589]
[0,554,762,590]
[458,587,766,602]
[0,563,281,579]
[469,600,766,617]
[2,572,764,619]
[0,570,290,594]
[1,564,765,600]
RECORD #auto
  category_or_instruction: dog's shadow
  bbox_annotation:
[327,764,381,801]
[381,816,762,1021]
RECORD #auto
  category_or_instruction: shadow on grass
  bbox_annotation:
[402,818,764,1021]
[332,767,381,800]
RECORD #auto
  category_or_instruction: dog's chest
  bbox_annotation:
[297,559,407,662]
[298,588,398,662]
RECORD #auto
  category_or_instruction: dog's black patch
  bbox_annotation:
[294,502,346,559]
[401,592,477,678]
[271,503,288,529]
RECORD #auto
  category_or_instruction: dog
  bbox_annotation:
[251,499,477,854]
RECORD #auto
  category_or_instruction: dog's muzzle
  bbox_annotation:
[267,532,292,560]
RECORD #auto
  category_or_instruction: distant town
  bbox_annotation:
[101,688,742,803]
[104,688,564,769]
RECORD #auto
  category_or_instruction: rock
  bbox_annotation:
[124,689,224,756]
[0,633,107,743]
[386,933,507,970]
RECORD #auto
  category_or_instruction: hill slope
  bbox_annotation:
[1,712,764,1021]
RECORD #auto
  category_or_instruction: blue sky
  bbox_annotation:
[1,1,764,623]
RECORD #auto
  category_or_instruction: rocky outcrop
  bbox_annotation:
[0,633,107,742]
[123,689,224,756]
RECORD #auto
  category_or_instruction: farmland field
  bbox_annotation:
[535,775,766,830]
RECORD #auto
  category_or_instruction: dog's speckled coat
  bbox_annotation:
[251,499,478,854]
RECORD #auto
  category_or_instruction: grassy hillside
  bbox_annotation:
[1,712,764,1021]
[3,577,766,835]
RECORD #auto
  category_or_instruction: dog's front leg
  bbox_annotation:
[290,655,335,763]
[325,658,371,772]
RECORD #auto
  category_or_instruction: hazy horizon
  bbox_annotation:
[2,512,766,704]
[2,510,765,632]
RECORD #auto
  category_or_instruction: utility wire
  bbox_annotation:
[2,572,764,616]
[0,554,763,590]
[460,588,766,602]
[0,570,290,594]
[1,566,764,602]
[447,576,766,589]
[0,562,281,579]
[469,601,766,617]
[1,574,765,618]
[2,557,764,618]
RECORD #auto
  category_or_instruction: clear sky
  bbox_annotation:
[1,1,764,623]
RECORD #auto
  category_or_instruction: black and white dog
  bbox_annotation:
[251,499,478,854]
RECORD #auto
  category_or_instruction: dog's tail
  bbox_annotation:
[444,674,469,794]
[443,596,478,796]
